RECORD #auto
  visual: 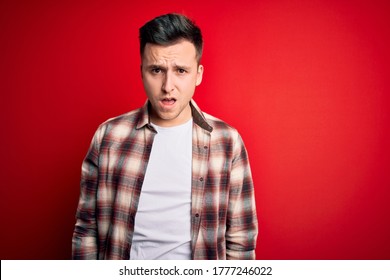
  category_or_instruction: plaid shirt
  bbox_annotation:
[72,100,258,260]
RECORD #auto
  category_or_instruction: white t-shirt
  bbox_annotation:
[130,119,193,260]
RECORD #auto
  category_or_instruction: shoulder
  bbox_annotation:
[93,107,144,141]
[101,107,143,127]
[201,112,248,159]
[201,111,247,151]
[203,112,240,138]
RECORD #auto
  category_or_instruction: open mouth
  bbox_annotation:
[161,98,176,106]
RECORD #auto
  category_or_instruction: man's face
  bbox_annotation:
[141,40,203,127]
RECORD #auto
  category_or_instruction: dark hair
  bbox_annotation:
[139,13,203,62]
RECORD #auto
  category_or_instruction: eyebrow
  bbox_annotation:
[144,64,191,71]
[174,65,191,71]
[144,64,165,70]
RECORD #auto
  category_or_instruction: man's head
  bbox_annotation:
[139,13,203,63]
[139,14,204,127]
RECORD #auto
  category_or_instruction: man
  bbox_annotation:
[72,13,258,260]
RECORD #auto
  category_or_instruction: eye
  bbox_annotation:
[151,67,162,74]
[177,68,187,74]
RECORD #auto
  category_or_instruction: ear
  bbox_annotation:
[196,65,204,86]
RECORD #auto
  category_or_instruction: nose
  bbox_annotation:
[162,72,174,93]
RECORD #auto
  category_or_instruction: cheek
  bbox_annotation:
[180,76,198,90]
[143,77,159,94]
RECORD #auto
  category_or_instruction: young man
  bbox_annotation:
[72,13,258,260]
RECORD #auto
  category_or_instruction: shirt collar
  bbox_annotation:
[136,99,213,133]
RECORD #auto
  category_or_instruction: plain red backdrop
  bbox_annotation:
[1,0,389,259]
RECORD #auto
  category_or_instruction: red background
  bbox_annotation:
[1,0,389,260]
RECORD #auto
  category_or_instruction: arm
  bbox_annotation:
[72,129,101,259]
[226,133,258,260]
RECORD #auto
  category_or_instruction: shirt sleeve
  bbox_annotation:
[226,132,258,260]
[72,128,102,259]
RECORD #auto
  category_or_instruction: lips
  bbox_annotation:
[161,98,176,106]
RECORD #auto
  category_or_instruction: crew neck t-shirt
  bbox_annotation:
[130,119,193,260]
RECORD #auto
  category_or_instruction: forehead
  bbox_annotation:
[142,40,197,64]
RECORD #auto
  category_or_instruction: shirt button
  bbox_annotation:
[199,177,204,182]
[195,213,200,218]
[203,146,208,150]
